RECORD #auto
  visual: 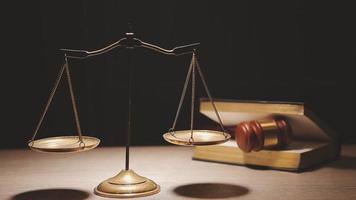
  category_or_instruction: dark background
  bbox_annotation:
[1,0,355,149]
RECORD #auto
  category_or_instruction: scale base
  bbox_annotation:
[94,169,160,198]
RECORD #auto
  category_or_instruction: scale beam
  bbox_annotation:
[60,33,199,59]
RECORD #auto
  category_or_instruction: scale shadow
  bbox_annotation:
[173,183,249,199]
[10,188,90,200]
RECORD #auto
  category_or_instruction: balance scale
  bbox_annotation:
[28,27,230,198]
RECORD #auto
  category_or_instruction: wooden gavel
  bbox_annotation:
[235,118,292,152]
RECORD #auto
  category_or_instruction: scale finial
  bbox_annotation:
[128,22,133,32]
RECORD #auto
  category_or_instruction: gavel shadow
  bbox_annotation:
[173,183,249,199]
[10,188,90,200]
[297,155,356,172]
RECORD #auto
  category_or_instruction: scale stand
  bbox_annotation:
[60,29,207,198]
[31,25,229,198]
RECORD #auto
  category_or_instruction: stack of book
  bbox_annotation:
[193,99,340,171]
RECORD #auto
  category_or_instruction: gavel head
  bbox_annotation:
[235,118,292,152]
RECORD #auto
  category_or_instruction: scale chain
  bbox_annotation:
[30,61,67,144]
[189,55,196,143]
[65,57,84,144]
[169,52,227,141]
[194,54,227,136]
[169,54,195,134]
[29,57,84,146]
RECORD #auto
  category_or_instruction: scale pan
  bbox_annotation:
[28,136,100,153]
[163,130,231,146]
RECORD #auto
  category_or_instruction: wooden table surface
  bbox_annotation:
[0,145,355,200]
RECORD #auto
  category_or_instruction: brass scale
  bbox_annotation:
[28,31,230,198]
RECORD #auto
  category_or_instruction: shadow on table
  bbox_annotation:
[301,155,356,173]
[327,155,356,170]
[173,183,249,199]
[10,188,90,200]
